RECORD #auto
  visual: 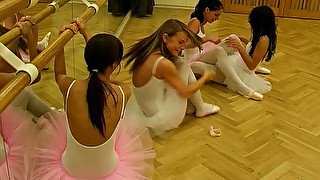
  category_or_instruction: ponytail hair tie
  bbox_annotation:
[92,69,98,72]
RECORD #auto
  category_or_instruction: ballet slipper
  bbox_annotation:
[255,66,271,75]
[209,126,221,137]
[243,90,263,101]
[196,103,220,117]
[264,80,272,88]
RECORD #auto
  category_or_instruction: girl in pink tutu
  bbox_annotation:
[31,19,156,179]
[0,85,51,179]
[0,17,52,179]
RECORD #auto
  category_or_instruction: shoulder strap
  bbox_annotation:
[118,86,126,118]
[65,80,76,111]
[152,56,164,76]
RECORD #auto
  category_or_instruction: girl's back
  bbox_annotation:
[62,79,129,177]
[65,80,125,145]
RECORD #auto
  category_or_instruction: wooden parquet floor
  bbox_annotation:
[15,4,320,180]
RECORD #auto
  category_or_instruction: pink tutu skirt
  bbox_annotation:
[186,41,218,63]
[0,105,39,179]
[31,110,156,179]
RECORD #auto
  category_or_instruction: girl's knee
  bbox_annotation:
[214,46,228,57]
[228,34,241,42]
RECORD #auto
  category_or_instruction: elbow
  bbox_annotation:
[248,66,256,70]
[248,63,258,70]
[178,90,193,99]
[54,73,61,83]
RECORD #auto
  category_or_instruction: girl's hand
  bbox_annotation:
[207,35,221,44]
[14,16,35,38]
[226,37,245,52]
[72,18,87,36]
[71,18,91,42]
[203,69,215,82]
[59,24,78,35]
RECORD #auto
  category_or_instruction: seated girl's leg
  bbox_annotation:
[199,43,252,96]
[175,58,220,117]
[198,46,225,65]
[189,46,228,84]
[217,55,263,100]
[220,34,271,75]
[218,34,242,55]
[190,61,226,84]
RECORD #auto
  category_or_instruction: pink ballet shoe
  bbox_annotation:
[196,103,220,117]
[255,66,271,75]
[209,126,221,137]
[244,90,263,101]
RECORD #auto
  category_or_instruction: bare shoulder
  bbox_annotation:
[57,75,76,96]
[188,18,200,26]
[116,83,131,103]
[156,58,177,78]
[259,36,270,45]
[188,18,201,33]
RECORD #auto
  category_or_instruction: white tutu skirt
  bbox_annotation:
[126,85,187,136]
[221,54,271,94]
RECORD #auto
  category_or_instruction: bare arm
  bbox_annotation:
[227,36,269,70]
[157,59,213,98]
[14,16,38,61]
[188,19,200,35]
[188,19,220,44]
[74,19,92,42]
[54,25,78,96]
[24,25,38,61]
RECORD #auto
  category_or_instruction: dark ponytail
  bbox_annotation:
[85,34,123,137]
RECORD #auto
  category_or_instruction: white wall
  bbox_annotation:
[155,0,198,7]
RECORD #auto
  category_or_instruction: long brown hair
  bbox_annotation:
[124,19,202,72]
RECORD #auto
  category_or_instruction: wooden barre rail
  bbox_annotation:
[0,0,31,22]
[0,0,106,113]
[0,0,71,46]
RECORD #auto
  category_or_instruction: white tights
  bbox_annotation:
[174,58,208,111]
[189,34,255,96]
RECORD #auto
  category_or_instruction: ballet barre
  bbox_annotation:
[0,0,38,22]
[0,0,71,46]
[0,0,106,113]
